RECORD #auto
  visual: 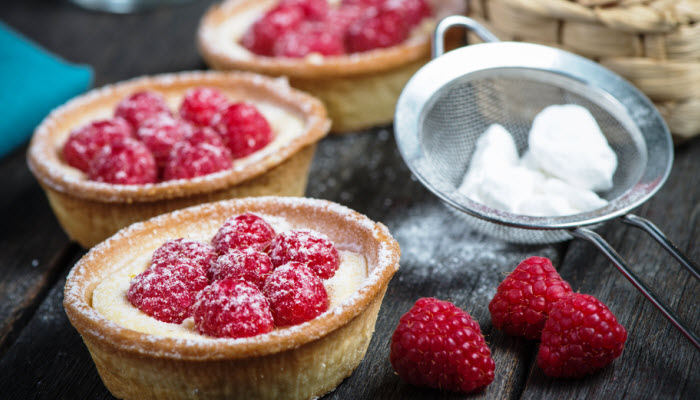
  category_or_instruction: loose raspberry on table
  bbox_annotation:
[489,256,573,340]
[537,293,627,378]
[87,138,157,184]
[268,229,340,279]
[183,126,225,148]
[193,278,274,338]
[179,87,230,127]
[215,102,273,159]
[274,22,345,57]
[346,8,409,53]
[136,114,190,166]
[127,262,209,324]
[390,298,495,393]
[263,262,329,326]
[241,5,305,56]
[212,213,276,254]
[162,140,232,181]
[151,238,216,274]
[114,91,171,129]
[62,117,134,172]
[208,247,274,290]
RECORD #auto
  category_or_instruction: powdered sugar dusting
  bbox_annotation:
[86,199,391,343]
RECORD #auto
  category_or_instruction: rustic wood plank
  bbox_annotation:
[0,146,78,356]
[519,139,700,399]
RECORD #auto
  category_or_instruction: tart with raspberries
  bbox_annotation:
[198,0,465,132]
[63,197,400,400]
[27,71,330,247]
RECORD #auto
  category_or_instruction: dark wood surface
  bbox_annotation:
[0,1,698,399]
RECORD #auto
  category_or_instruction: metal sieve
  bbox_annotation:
[395,16,700,348]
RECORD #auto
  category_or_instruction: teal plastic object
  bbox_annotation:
[0,22,93,159]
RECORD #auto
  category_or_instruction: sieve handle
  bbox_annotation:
[572,227,700,350]
[432,16,500,59]
[622,214,700,281]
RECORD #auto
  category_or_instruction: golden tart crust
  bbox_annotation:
[197,0,466,133]
[27,71,330,247]
[64,197,400,400]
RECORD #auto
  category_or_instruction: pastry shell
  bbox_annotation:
[197,0,466,133]
[27,71,330,248]
[63,197,400,400]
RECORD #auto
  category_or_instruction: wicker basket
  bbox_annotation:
[467,0,700,140]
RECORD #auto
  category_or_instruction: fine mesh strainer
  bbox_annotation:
[395,16,700,348]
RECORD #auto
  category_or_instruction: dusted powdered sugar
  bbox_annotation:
[91,212,368,340]
[458,105,616,216]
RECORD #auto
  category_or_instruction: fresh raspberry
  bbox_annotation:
[114,91,171,129]
[346,7,409,53]
[390,298,495,393]
[274,22,345,57]
[179,87,230,127]
[183,126,225,147]
[136,114,190,166]
[215,102,273,159]
[263,262,328,326]
[268,229,340,279]
[212,213,276,254]
[342,0,386,6]
[241,5,305,56]
[127,262,209,324]
[325,5,366,35]
[87,138,157,184]
[62,117,134,172]
[384,0,432,27]
[193,278,274,338]
[208,247,274,290]
[488,257,573,340]
[151,238,216,273]
[538,293,627,377]
[162,141,232,181]
[280,0,328,19]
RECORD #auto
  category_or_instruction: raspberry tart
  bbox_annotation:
[27,71,330,247]
[63,197,400,400]
[198,0,465,132]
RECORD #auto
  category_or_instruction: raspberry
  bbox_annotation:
[384,0,432,27]
[325,5,366,35]
[488,257,573,340]
[179,87,230,127]
[114,91,171,129]
[274,22,345,57]
[280,0,328,19]
[216,102,274,159]
[241,5,305,56]
[342,0,386,6]
[151,238,216,273]
[537,293,627,377]
[390,298,495,393]
[263,262,328,326]
[127,262,209,324]
[193,278,274,338]
[136,114,190,166]
[346,7,409,53]
[87,138,157,184]
[162,141,232,180]
[212,213,276,254]
[62,118,133,172]
[183,126,225,147]
[268,229,340,279]
[208,247,274,290]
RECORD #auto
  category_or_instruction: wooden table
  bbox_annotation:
[1,1,698,399]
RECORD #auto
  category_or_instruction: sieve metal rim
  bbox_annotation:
[394,40,673,231]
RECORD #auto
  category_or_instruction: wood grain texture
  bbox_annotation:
[0,0,698,399]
